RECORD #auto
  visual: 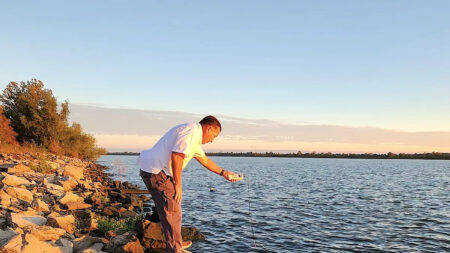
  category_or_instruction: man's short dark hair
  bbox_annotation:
[199,115,222,131]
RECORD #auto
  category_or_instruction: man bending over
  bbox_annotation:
[138,115,242,253]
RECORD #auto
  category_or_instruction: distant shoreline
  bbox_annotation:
[106,151,450,160]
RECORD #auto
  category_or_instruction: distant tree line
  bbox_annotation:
[107,151,450,160]
[107,152,139,156]
[0,79,106,160]
[206,151,450,160]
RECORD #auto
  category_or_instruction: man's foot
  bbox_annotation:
[182,240,192,250]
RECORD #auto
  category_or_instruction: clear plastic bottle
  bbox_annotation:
[229,173,244,181]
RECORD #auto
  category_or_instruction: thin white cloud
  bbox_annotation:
[69,104,450,150]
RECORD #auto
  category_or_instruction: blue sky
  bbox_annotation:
[1,1,450,152]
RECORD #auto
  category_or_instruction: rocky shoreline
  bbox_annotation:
[0,153,204,253]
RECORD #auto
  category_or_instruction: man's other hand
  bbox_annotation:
[175,184,183,204]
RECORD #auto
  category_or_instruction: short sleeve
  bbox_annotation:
[171,127,196,156]
[194,145,206,158]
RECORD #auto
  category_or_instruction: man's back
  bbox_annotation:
[138,122,205,176]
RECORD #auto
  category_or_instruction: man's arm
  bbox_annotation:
[172,152,185,204]
[194,156,242,182]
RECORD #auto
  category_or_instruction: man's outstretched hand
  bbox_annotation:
[223,170,244,182]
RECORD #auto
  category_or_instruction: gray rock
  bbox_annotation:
[7,212,47,228]
[0,217,6,228]
[0,229,18,248]
[43,176,63,185]
[0,234,22,252]
[88,242,104,251]
[72,235,103,252]
[55,238,74,253]
[103,232,138,253]
[0,163,17,172]
[182,226,206,241]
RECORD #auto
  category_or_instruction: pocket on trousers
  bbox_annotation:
[163,179,181,212]
[150,173,166,189]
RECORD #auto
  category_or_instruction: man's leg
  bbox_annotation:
[140,170,183,253]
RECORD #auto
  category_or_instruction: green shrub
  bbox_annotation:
[97,216,142,235]
[29,154,53,173]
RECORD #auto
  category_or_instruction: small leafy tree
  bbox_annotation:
[60,123,106,159]
[0,79,68,146]
[0,106,18,145]
[0,79,106,160]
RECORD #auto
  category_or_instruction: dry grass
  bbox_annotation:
[0,143,48,157]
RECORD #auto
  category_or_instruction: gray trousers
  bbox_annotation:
[140,170,183,253]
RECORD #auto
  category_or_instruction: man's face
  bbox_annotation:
[202,125,220,144]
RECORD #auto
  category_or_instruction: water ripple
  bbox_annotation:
[98,156,450,252]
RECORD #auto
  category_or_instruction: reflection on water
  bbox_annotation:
[97,156,450,252]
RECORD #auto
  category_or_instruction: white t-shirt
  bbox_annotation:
[138,123,206,177]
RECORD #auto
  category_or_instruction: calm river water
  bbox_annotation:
[97,155,450,252]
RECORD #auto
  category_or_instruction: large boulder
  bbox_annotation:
[58,192,83,205]
[119,210,138,219]
[182,226,206,241]
[65,202,92,211]
[72,235,103,252]
[21,233,63,253]
[80,242,106,253]
[0,229,18,248]
[63,165,84,181]
[7,164,33,175]
[23,225,66,241]
[122,240,145,253]
[0,234,22,253]
[31,198,50,212]
[46,215,76,234]
[0,190,11,207]
[9,198,32,211]
[43,176,62,185]
[103,207,119,217]
[1,173,31,186]
[137,220,164,241]
[46,183,65,197]
[0,163,15,173]
[55,238,73,253]
[22,172,45,184]
[73,210,98,233]
[136,220,165,250]
[104,232,144,253]
[59,176,78,191]
[7,213,47,228]
[46,183,65,191]
[136,221,204,250]
[4,187,33,203]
